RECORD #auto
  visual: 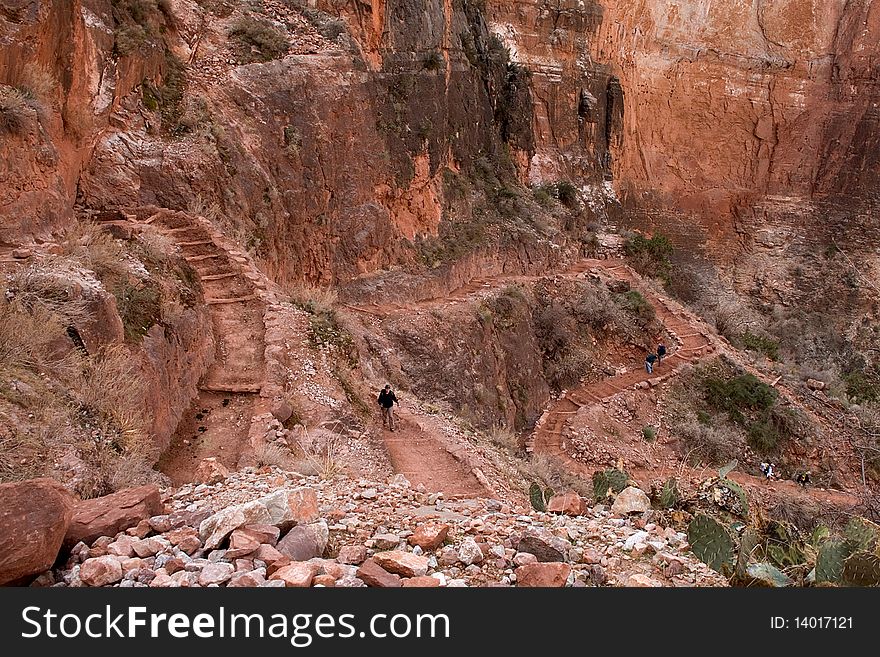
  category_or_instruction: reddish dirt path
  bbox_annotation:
[130,209,267,484]
[524,261,861,510]
[378,408,487,498]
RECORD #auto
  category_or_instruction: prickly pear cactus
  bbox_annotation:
[842,551,880,587]
[529,482,547,512]
[592,468,629,501]
[765,521,806,569]
[659,478,680,509]
[843,517,879,553]
[735,527,761,580]
[746,562,793,587]
[816,539,849,584]
[688,514,736,575]
[710,478,749,517]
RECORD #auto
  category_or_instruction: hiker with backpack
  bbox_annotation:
[645,352,658,374]
[657,341,667,364]
[378,384,399,431]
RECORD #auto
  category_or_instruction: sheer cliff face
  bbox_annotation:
[595,1,880,218]
[2,0,878,279]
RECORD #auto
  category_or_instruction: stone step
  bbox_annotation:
[205,294,259,305]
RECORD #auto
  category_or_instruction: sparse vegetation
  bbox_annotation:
[423,50,445,71]
[625,232,673,282]
[739,329,780,361]
[111,0,172,56]
[642,425,657,441]
[0,85,30,135]
[228,16,289,63]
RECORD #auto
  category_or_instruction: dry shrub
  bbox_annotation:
[60,221,127,281]
[254,443,294,470]
[286,282,338,314]
[290,429,346,480]
[6,259,96,327]
[0,85,30,135]
[518,453,593,499]
[20,63,57,108]
[74,345,148,445]
[0,302,71,373]
[671,414,744,466]
[488,424,521,453]
[137,225,178,263]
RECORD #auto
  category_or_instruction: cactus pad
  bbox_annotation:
[592,468,629,501]
[842,550,880,587]
[746,562,793,587]
[815,539,848,584]
[659,478,680,509]
[843,517,879,553]
[688,514,736,575]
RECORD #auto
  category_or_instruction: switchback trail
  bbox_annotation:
[350,255,860,508]
[380,407,487,498]
[122,209,269,485]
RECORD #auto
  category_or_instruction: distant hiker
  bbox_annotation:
[760,462,775,480]
[657,342,667,364]
[645,352,658,374]
[378,384,399,432]
[795,471,811,489]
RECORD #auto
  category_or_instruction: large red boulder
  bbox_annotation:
[64,485,163,550]
[547,492,587,516]
[0,478,76,586]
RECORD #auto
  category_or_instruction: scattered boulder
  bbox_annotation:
[198,562,235,586]
[65,485,163,550]
[806,378,826,391]
[337,545,368,565]
[276,521,328,561]
[0,478,76,586]
[199,488,315,549]
[80,556,124,587]
[624,573,663,587]
[372,551,429,578]
[402,576,441,587]
[287,487,319,524]
[270,400,295,424]
[515,562,571,587]
[254,544,288,567]
[372,533,401,550]
[547,492,587,516]
[611,487,651,515]
[409,523,449,551]
[228,570,266,587]
[270,563,318,587]
[457,538,484,566]
[194,458,229,485]
[513,552,538,567]
[356,559,401,588]
[516,528,570,562]
[226,530,263,558]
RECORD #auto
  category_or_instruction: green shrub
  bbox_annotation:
[843,370,879,404]
[642,425,657,441]
[704,373,791,453]
[619,290,655,323]
[740,330,780,361]
[625,232,673,281]
[705,373,777,423]
[228,16,289,63]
